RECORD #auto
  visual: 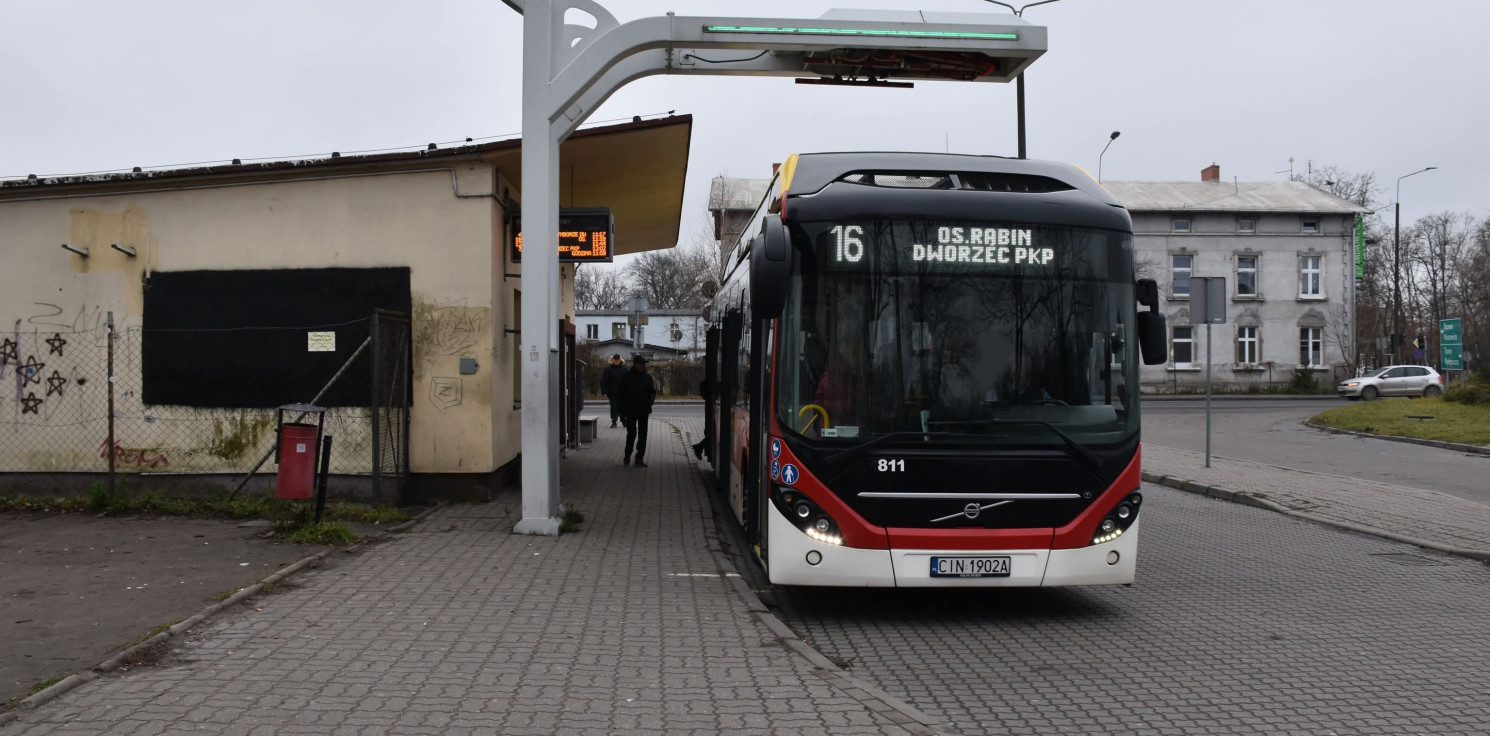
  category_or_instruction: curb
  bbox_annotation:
[1140,394,1335,401]
[1303,419,1490,456]
[665,420,957,736]
[0,506,437,727]
[1140,471,1490,563]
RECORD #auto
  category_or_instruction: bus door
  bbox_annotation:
[718,311,742,499]
[746,317,776,559]
[703,326,720,466]
[744,317,769,550]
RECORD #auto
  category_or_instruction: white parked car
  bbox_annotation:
[1337,365,1444,400]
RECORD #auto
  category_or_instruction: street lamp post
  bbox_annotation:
[1392,166,1436,363]
[1098,130,1120,181]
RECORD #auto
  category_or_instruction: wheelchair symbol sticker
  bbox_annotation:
[771,459,780,480]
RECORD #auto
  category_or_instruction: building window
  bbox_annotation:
[1237,218,1256,233]
[1236,255,1258,297]
[1173,326,1194,367]
[1171,254,1193,297]
[611,322,627,340]
[1172,218,1192,233]
[1299,255,1322,297]
[1302,219,1320,233]
[1236,326,1259,365]
[585,324,599,340]
[1300,327,1323,367]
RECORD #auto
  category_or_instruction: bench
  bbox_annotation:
[578,415,600,443]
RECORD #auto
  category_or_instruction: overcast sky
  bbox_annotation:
[4,0,1486,258]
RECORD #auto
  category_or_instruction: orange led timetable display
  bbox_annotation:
[511,207,615,263]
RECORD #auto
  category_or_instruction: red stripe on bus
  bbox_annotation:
[886,527,1054,551]
[767,416,890,550]
[1050,446,1143,549]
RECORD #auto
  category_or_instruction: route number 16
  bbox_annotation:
[832,225,865,263]
[877,459,905,472]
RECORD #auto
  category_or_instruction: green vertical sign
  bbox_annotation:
[1354,214,1365,280]
[1440,317,1462,370]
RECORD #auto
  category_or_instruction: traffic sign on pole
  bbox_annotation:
[1441,344,1463,370]
[1440,318,1463,370]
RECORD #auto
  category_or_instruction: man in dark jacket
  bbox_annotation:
[615,354,657,467]
[599,354,627,428]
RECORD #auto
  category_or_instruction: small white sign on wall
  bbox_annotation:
[307,331,336,352]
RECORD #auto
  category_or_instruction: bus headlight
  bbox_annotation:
[1092,492,1142,546]
[774,487,843,545]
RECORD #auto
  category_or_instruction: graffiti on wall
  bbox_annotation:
[2,324,85,421]
[98,439,170,468]
[27,302,109,334]
[414,302,487,357]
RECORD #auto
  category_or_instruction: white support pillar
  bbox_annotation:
[514,0,563,535]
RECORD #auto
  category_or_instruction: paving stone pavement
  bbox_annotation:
[0,418,924,736]
[1142,443,1490,554]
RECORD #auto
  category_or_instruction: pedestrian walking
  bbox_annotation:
[600,354,627,428]
[616,354,656,468]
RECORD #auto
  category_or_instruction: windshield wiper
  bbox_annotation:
[983,419,1101,471]
[924,419,1101,471]
[823,431,986,468]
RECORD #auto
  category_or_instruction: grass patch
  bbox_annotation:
[286,522,358,545]
[0,490,408,527]
[1311,398,1490,446]
[121,620,177,650]
[1,675,64,712]
[28,675,64,695]
[559,506,585,534]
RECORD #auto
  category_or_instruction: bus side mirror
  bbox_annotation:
[1136,278,1159,308]
[1135,278,1167,365]
[750,217,791,319]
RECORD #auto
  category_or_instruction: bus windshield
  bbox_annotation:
[776,220,1138,450]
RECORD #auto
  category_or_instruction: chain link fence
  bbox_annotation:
[370,311,410,503]
[0,312,409,500]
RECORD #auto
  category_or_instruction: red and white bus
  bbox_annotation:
[702,152,1167,587]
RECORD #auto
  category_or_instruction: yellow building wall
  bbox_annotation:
[0,165,514,476]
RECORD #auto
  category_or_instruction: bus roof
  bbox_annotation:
[785,152,1121,208]
[780,152,1129,232]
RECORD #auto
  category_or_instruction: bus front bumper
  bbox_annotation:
[766,503,1139,587]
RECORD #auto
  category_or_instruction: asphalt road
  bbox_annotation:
[634,398,1490,505]
[747,483,1490,735]
[1140,398,1490,506]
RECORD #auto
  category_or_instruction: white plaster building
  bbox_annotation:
[575,308,705,360]
[1106,165,1368,392]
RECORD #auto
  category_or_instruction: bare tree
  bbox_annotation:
[628,245,711,310]
[573,265,631,310]
[1411,212,1474,332]
[1303,164,1381,209]
[1325,302,1360,376]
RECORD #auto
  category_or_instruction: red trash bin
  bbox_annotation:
[275,423,319,499]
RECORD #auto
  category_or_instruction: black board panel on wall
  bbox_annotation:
[142,267,411,408]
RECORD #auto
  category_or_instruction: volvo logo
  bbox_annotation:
[931,499,1014,524]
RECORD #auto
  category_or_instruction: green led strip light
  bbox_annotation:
[703,25,1018,40]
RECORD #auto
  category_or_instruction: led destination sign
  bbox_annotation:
[511,207,614,263]
[828,224,1054,269]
